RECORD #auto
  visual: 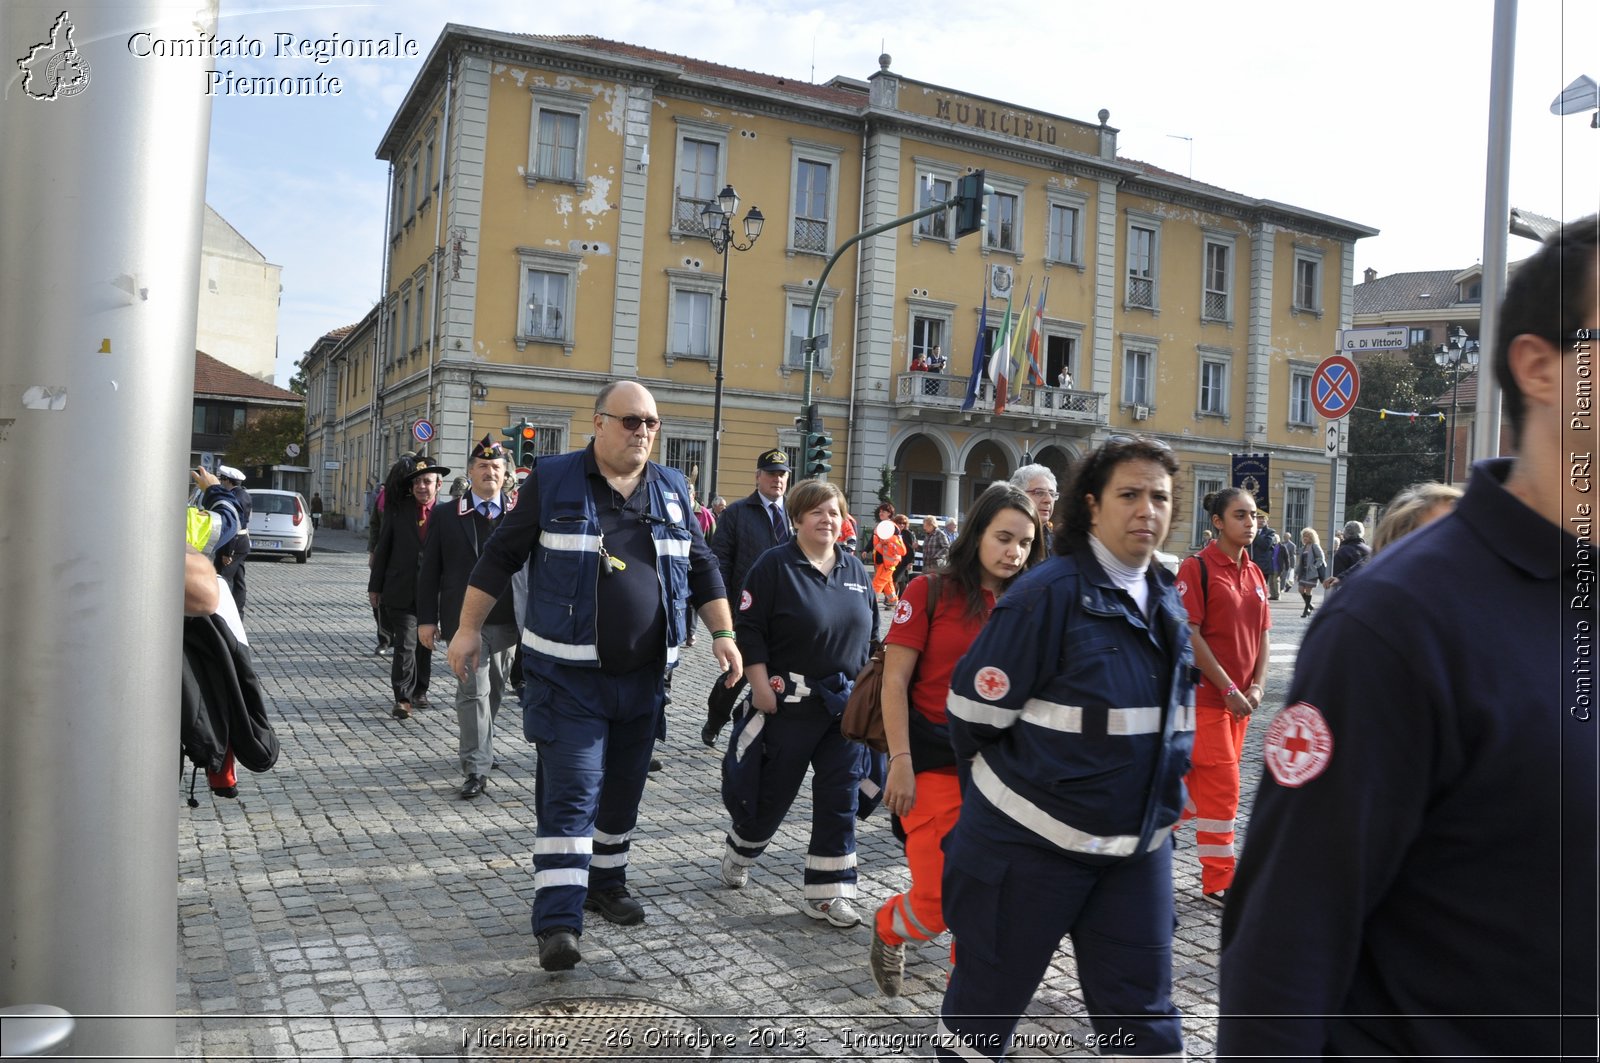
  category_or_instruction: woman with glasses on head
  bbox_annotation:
[718,480,878,928]
[1175,487,1271,909]
[935,437,1194,1060]
[866,483,1046,998]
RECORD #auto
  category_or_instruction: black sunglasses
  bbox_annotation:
[599,412,662,431]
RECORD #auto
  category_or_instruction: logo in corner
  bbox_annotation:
[973,666,1010,702]
[892,599,913,625]
[17,11,92,101]
[1262,702,1334,788]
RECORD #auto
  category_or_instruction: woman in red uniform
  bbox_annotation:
[1175,487,1271,907]
[866,483,1046,997]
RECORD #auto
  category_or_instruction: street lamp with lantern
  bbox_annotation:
[1434,325,1480,484]
[700,184,764,502]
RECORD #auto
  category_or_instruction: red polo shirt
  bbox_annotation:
[886,574,994,725]
[1176,541,1272,709]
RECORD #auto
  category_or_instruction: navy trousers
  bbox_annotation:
[937,814,1183,1059]
[523,660,663,936]
[723,699,862,901]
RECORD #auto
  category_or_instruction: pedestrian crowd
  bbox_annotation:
[294,217,1596,1058]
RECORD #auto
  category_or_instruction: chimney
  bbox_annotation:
[1362,267,1377,284]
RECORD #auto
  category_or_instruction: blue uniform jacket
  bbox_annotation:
[522,448,694,669]
[1219,459,1598,1060]
[947,546,1196,862]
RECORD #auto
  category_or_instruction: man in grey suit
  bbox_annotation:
[419,436,518,799]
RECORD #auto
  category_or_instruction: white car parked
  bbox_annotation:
[246,489,314,563]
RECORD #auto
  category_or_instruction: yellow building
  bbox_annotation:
[301,307,382,526]
[321,26,1377,544]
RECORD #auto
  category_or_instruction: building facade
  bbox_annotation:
[197,205,283,383]
[314,26,1378,545]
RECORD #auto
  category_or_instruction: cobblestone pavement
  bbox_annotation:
[177,531,1317,1060]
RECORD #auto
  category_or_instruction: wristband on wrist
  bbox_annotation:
[1223,681,1240,698]
[711,630,736,640]
[888,752,911,764]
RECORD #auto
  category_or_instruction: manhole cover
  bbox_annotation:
[465,997,725,1059]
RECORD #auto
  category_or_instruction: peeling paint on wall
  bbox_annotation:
[555,194,574,218]
[580,176,612,216]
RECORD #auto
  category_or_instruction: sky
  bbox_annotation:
[193,0,1600,387]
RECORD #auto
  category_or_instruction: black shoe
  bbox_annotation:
[701,721,722,747]
[648,757,663,773]
[414,693,430,709]
[212,785,238,799]
[460,774,487,799]
[1202,889,1229,909]
[392,702,412,719]
[537,927,581,971]
[373,644,390,656]
[583,887,645,926]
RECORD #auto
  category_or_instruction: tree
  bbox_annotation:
[877,464,895,506]
[225,408,306,470]
[288,357,308,396]
[1344,351,1446,518]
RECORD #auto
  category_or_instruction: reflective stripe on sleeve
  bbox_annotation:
[947,693,1017,728]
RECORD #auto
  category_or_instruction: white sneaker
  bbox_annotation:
[804,896,862,928]
[720,847,748,889]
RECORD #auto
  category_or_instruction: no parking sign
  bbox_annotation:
[1311,356,1359,420]
[412,419,434,443]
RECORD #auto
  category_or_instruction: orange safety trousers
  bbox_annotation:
[875,768,962,962]
[873,563,900,601]
[1180,704,1250,893]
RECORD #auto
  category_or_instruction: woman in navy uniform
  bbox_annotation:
[718,479,878,927]
[936,437,1194,1060]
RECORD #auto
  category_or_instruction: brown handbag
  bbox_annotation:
[840,640,889,753]
[841,576,942,754]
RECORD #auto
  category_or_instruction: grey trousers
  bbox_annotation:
[450,622,519,776]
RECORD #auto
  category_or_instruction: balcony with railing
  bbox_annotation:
[676,197,710,235]
[793,217,828,253]
[894,371,1104,426]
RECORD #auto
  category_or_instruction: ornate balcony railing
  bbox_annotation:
[893,372,1104,424]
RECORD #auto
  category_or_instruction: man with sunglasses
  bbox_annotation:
[1220,216,1599,1059]
[451,381,743,972]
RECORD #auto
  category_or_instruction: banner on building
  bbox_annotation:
[1231,453,1270,505]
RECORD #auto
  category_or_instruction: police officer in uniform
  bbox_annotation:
[418,435,518,800]
[450,382,741,972]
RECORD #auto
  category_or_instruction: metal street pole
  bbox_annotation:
[701,187,762,503]
[0,2,217,1055]
[709,245,731,502]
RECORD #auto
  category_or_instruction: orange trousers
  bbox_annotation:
[1181,704,1250,893]
[874,768,962,958]
[873,563,899,601]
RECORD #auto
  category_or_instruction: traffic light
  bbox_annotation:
[805,409,833,479]
[500,419,536,468]
[953,169,989,239]
[518,422,537,469]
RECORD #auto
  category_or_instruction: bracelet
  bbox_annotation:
[711,630,736,641]
[1223,681,1240,698]
[888,752,911,764]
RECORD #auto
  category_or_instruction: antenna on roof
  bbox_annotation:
[811,32,817,83]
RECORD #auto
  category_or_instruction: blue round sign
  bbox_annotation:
[412,419,434,442]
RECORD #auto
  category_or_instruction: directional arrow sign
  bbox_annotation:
[1312,355,1360,419]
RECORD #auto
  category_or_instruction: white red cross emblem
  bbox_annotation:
[892,599,913,625]
[1263,701,1334,787]
[739,589,753,612]
[769,676,784,694]
[973,666,1010,702]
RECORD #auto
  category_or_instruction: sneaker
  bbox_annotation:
[537,927,581,971]
[1202,889,1229,909]
[868,929,905,997]
[804,896,862,928]
[583,886,645,926]
[720,848,748,889]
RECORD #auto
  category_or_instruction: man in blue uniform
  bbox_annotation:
[449,381,742,972]
[1219,215,1599,1060]
[1247,507,1279,600]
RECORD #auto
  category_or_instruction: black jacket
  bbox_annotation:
[368,499,432,610]
[181,613,278,776]
[710,490,789,598]
[417,494,516,639]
